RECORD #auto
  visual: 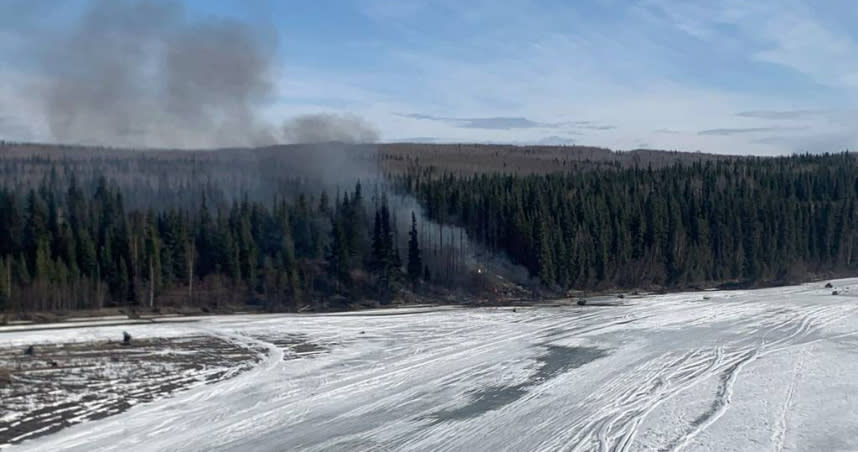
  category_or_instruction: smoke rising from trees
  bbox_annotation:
[11,0,530,287]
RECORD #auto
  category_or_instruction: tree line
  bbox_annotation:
[5,149,858,315]
[0,177,428,316]
[402,152,858,290]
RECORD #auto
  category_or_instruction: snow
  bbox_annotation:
[6,279,858,451]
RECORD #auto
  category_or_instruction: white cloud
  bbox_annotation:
[4,0,858,155]
[750,10,858,89]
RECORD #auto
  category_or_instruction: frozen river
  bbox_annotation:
[6,279,858,451]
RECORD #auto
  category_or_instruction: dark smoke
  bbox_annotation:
[40,0,276,148]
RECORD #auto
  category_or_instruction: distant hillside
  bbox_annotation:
[379,143,740,175]
[0,141,743,182]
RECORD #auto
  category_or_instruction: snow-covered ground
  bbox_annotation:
[5,279,858,451]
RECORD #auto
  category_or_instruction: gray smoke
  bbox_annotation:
[385,190,533,287]
[40,0,276,148]
[277,114,530,287]
[282,113,379,144]
[15,0,527,286]
[272,113,381,188]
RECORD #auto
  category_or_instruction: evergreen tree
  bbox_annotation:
[327,219,349,290]
[4,150,858,313]
[407,212,422,283]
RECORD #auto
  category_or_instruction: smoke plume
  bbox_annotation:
[276,115,531,287]
[282,113,379,144]
[8,0,530,287]
[39,0,277,148]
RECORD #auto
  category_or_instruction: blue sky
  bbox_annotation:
[2,0,858,154]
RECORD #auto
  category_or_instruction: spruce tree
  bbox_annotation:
[407,212,422,283]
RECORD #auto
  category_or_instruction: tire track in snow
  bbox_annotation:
[301,308,654,452]
[556,347,732,452]
[668,348,760,451]
[770,345,808,452]
[545,297,845,452]
[15,282,858,452]
[301,315,611,451]
[664,303,846,451]
[203,313,590,451]
[437,292,815,451]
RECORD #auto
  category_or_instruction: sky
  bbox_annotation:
[2,0,858,155]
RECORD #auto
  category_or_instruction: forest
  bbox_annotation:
[0,176,436,315]
[405,152,858,290]
[1,144,858,317]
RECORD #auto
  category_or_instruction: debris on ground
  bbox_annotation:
[825,282,833,288]
[0,335,266,446]
[577,299,587,306]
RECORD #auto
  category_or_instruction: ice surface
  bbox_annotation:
[6,279,858,451]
